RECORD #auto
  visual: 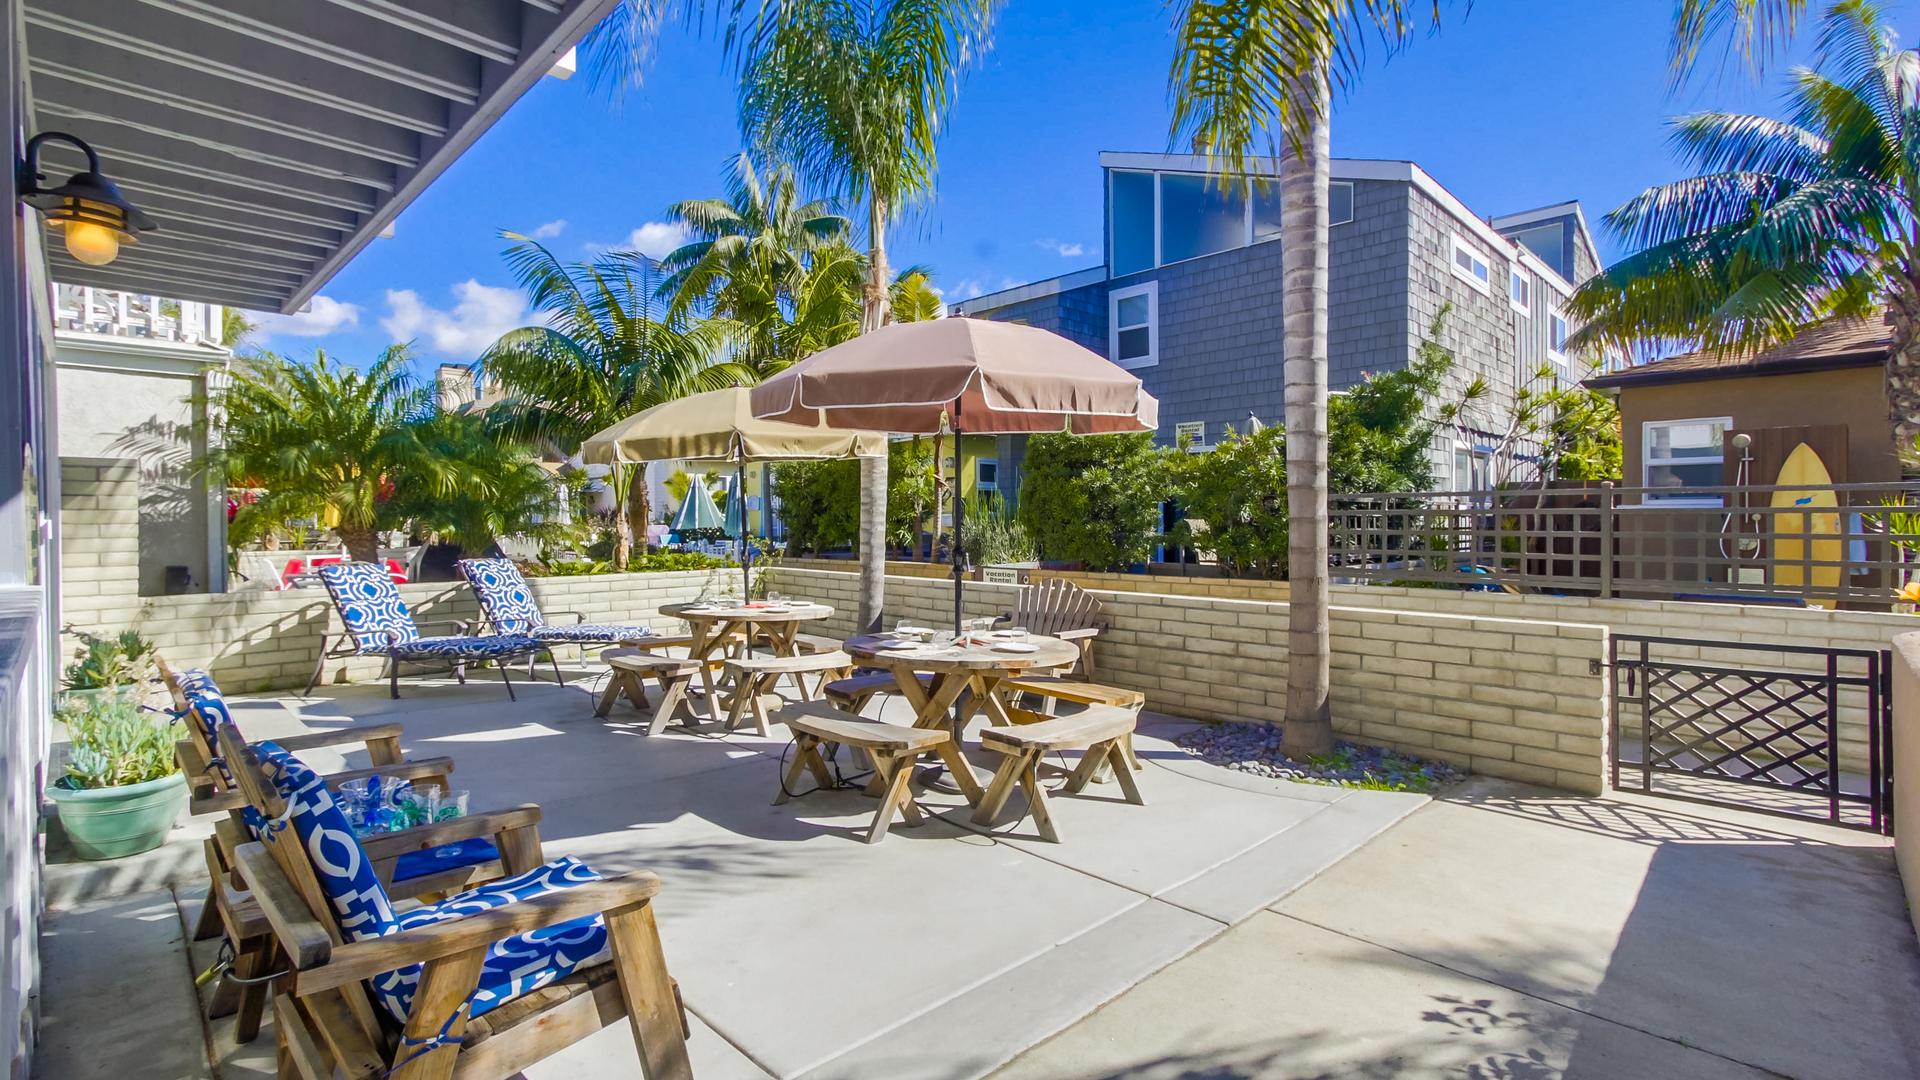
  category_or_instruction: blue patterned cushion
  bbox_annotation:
[370,856,612,1024]
[182,686,233,744]
[529,623,655,644]
[253,741,400,940]
[458,559,546,634]
[393,838,501,882]
[317,562,421,651]
[175,667,220,696]
[389,635,539,660]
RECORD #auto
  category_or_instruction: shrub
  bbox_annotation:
[56,695,177,789]
[962,493,1035,565]
[770,458,860,553]
[627,551,733,573]
[62,627,155,691]
[1018,432,1170,571]
[1174,423,1290,578]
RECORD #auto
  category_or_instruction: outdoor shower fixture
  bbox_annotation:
[1721,431,1763,560]
[17,131,156,267]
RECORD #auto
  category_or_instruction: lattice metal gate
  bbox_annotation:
[1610,635,1893,833]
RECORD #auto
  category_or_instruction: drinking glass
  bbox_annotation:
[1010,626,1030,642]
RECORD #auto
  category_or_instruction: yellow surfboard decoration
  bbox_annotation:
[1770,442,1842,609]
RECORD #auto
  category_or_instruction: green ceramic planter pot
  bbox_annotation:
[47,771,188,860]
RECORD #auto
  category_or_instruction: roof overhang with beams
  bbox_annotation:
[22,0,620,314]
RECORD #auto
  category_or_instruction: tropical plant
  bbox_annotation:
[961,493,1034,565]
[659,152,852,374]
[56,695,177,790]
[479,235,751,564]
[1175,422,1291,579]
[201,347,480,563]
[387,413,583,555]
[887,437,938,555]
[1168,0,1445,758]
[1018,432,1170,572]
[1571,0,1920,454]
[1327,309,1454,494]
[731,0,998,332]
[61,627,155,691]
[769,457,861,554]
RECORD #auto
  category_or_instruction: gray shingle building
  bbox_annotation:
[954,152,1601,496]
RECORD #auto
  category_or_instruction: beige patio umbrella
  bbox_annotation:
[582,387,888,597]
[751,318,1159,632]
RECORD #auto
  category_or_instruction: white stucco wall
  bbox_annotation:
[53,337,225,595]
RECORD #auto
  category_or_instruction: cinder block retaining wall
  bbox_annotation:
[790,557,1908,772]
[768,566,1611,795]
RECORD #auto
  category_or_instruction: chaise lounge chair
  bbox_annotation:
[458,558,687,684]
[308,561,540,699]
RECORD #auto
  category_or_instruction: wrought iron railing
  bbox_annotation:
[1330,481,1920,605]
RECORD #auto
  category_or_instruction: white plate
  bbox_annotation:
[758,606,791,614]
[993,642,1039,653]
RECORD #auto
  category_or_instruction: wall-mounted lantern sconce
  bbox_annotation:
[18,131,156,267]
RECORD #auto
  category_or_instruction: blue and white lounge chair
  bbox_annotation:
[458,558,660,646]
[309,561,540,699]
[217,727,689,1076]
[457,558,671,684]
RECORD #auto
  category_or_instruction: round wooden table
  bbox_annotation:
[660,600,836,722]
[843,632,1080,803]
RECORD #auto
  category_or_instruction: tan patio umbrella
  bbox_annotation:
[751,318,1159,632]
[582,387,888,598]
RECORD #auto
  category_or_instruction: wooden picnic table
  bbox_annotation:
[660,600,835,722]
[842,631,1081,804]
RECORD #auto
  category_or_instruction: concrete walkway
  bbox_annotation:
[36,665,1422,1080]
[992,780,1920,1080]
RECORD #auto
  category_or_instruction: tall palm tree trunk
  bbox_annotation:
[855,190,892,632]
[1887,288,1920,454]
[1280,78,1334,760]
[337,523,381,565]
[862,193,893,333]
[626,476,652,563]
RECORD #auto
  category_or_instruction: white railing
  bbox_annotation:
[52,283,225,346]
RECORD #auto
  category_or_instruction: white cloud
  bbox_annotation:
[1037,238,1086,258]
[949,276,1021,302]
[528,219,567,240]
[583,221,691,260]
[380,280,529,357]
[249,295,360,339]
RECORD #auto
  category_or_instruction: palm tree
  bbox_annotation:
[728,1,994,631]
[1570,0,1920,451]
[203,347,471,563]
[730,0,997,333]
[659,152,851,374]
[479,235,750,565]
[1167,1,1441,758]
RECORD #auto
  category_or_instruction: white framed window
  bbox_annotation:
[1450,234,1491,293]
[1109,281,1158,369]
[1509,269,1530,316]
[976,459,999,492]
[1643,417,1730,504]
[1548,308,1570,368]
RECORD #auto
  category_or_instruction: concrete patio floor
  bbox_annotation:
[34,661,1424,1080]
[992,780,1920,1080]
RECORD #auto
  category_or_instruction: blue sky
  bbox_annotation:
[249,0,1918,368]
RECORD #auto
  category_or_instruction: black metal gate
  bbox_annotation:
[1610,635,1893,833]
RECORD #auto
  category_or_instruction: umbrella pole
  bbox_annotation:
[951,426,965,636]
[738,460,751,601]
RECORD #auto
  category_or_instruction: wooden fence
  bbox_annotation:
[1329,481,1920,605]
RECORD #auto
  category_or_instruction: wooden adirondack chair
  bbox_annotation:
[997,578,1105,677]
[217,725,691,1080]
[161,659,518,1045]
